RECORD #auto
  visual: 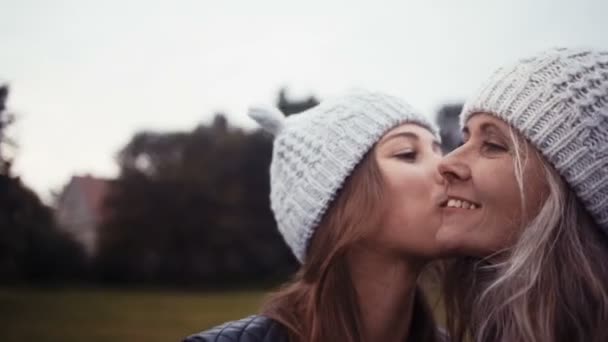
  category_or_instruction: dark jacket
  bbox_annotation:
[183,314,449,342]
[183,315,288,342]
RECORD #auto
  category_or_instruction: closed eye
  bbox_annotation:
[483,141,508,152]
[395,151,417,161]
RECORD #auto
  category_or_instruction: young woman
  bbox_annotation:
[437,48,608,342]
[184,91,448,342]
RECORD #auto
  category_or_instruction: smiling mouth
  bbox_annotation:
[440,197,481,210]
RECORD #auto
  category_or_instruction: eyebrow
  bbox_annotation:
[381,131,441,150]
[480,122,503,135]
[462,122,503,136]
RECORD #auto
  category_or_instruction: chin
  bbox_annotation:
[435,226,472,257]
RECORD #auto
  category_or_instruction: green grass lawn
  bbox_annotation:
[0,287,267,342]
[0,285,444,342]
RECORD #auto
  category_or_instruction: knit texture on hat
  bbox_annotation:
[249,91,440,263]
[461,48,608,232]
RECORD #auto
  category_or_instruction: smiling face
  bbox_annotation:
[436,113,549,257]
[366,123,446,259]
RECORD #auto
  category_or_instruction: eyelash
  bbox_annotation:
[396,151,417,161]
[483,141,508,152]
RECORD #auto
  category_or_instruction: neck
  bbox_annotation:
[348,246,424,342]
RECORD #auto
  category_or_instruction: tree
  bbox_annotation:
[0,85,15,176]
[96,115,296,285]
[96,89,320,286]
[0,84,86,283]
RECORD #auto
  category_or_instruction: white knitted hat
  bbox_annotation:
[249,91,440,263]
[461,48,608,233]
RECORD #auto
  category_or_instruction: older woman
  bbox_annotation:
[438,48,608,342]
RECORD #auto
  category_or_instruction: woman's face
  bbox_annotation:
[436,113,549,257]
[370,123,446,259]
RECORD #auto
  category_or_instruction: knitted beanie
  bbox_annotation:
[249,91,440,263]
[461,47,608,233]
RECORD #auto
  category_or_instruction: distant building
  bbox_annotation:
[436,103,464,153]
[55,175,112,257]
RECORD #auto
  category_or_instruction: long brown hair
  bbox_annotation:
[442,131,608,342]
[262,151,440,342]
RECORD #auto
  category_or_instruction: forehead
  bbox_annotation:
[464,113,511,133]
[381,123,436,141]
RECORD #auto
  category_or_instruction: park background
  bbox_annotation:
[1,0,607,341]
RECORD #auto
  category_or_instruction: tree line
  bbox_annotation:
[0,85,461,286]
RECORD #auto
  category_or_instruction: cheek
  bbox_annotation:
[475,158,520,199]
[478,157,548,228]
[478,159,549,254]
[477,157,521,210]
[385,174,433,217]
[382,175,441,239]
[470,161,525,252]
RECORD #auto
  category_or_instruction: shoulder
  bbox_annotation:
[182,315,289,342]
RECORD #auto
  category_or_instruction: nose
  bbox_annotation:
[438,148,471,183]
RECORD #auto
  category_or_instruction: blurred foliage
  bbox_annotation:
[95,88,318,285]
[0,84,13,176]
[0,84,86,283]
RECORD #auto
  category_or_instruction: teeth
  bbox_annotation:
[445,198,479,210]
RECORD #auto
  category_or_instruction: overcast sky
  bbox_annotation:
[2,0,608,202]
